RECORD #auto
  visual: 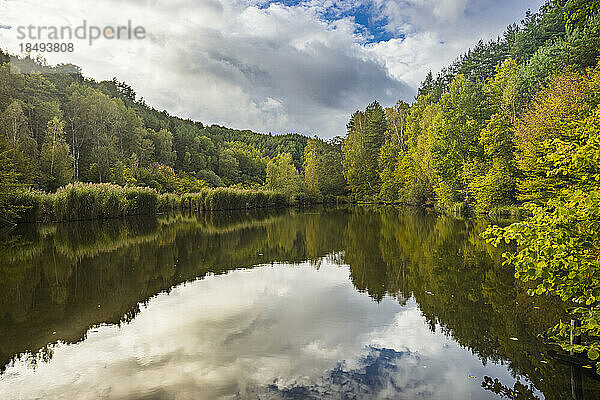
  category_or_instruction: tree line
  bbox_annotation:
[0,53,313,217]
[1,1,599,216]
[338,0,600,214]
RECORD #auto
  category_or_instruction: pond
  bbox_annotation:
[0,207,598,399]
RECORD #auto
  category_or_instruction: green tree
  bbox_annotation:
[266,152,302,197]
[515,66,600,202]
[429,75,488,206]
[0,63,25,112]
[304,137,346,198]
[145,128,176,167]
[470,114,517,210]
[21,73,60,144]
[228,141,266,185]
[486,59,521,121]
[470,61,520,211]
[0,100,37,160]
[378,101,410,201]
[0,137,32,220]
[563,0,600,30]
[342,102,387,200]
[109,160,137,187]
[303,138,320,197]
[392,96,437,205]
[40,117,73,191]
[138,162,179,193]
[217,148,240,185]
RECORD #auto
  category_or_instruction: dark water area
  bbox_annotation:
[0,207,598,399]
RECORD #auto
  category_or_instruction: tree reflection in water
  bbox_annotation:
[0,206,598,399]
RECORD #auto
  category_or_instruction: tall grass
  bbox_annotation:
[53,183,158,221]
[9,190,54,223]
[157,193,181,213]
[10,184,289,222]
[201,188,286,210]
[181,191,209,211]
[166,189,287,212]
[11,183,158,222]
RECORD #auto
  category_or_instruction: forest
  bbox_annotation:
[3,1,597,217]
[0,51,317,219]
[341,0,600,212]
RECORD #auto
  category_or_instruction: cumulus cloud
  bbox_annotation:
[0,0,543,137]
[369,0,545,87]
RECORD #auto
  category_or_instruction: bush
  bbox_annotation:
[483,191,600,372]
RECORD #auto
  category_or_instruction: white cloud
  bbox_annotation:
[433,0,470,21]
[367,0,546,88]
[0,0,544,137]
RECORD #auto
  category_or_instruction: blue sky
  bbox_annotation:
[0,0,545,137]
[254,0,397,43]
[336,3,396,43]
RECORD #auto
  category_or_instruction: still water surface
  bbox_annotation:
[0,207,598,399]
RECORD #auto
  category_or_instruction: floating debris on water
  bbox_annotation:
[510,337,519,341]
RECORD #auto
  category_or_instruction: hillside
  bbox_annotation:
[0,50,308,193]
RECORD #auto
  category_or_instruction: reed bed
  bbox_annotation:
[10,184,289,222]
[189,188,286,211]
[9,190,55,223]
[53,183,158,221]
[157,193,182,213]
[11,183,158,222]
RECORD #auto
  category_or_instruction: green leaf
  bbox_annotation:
[588,348,599,360]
